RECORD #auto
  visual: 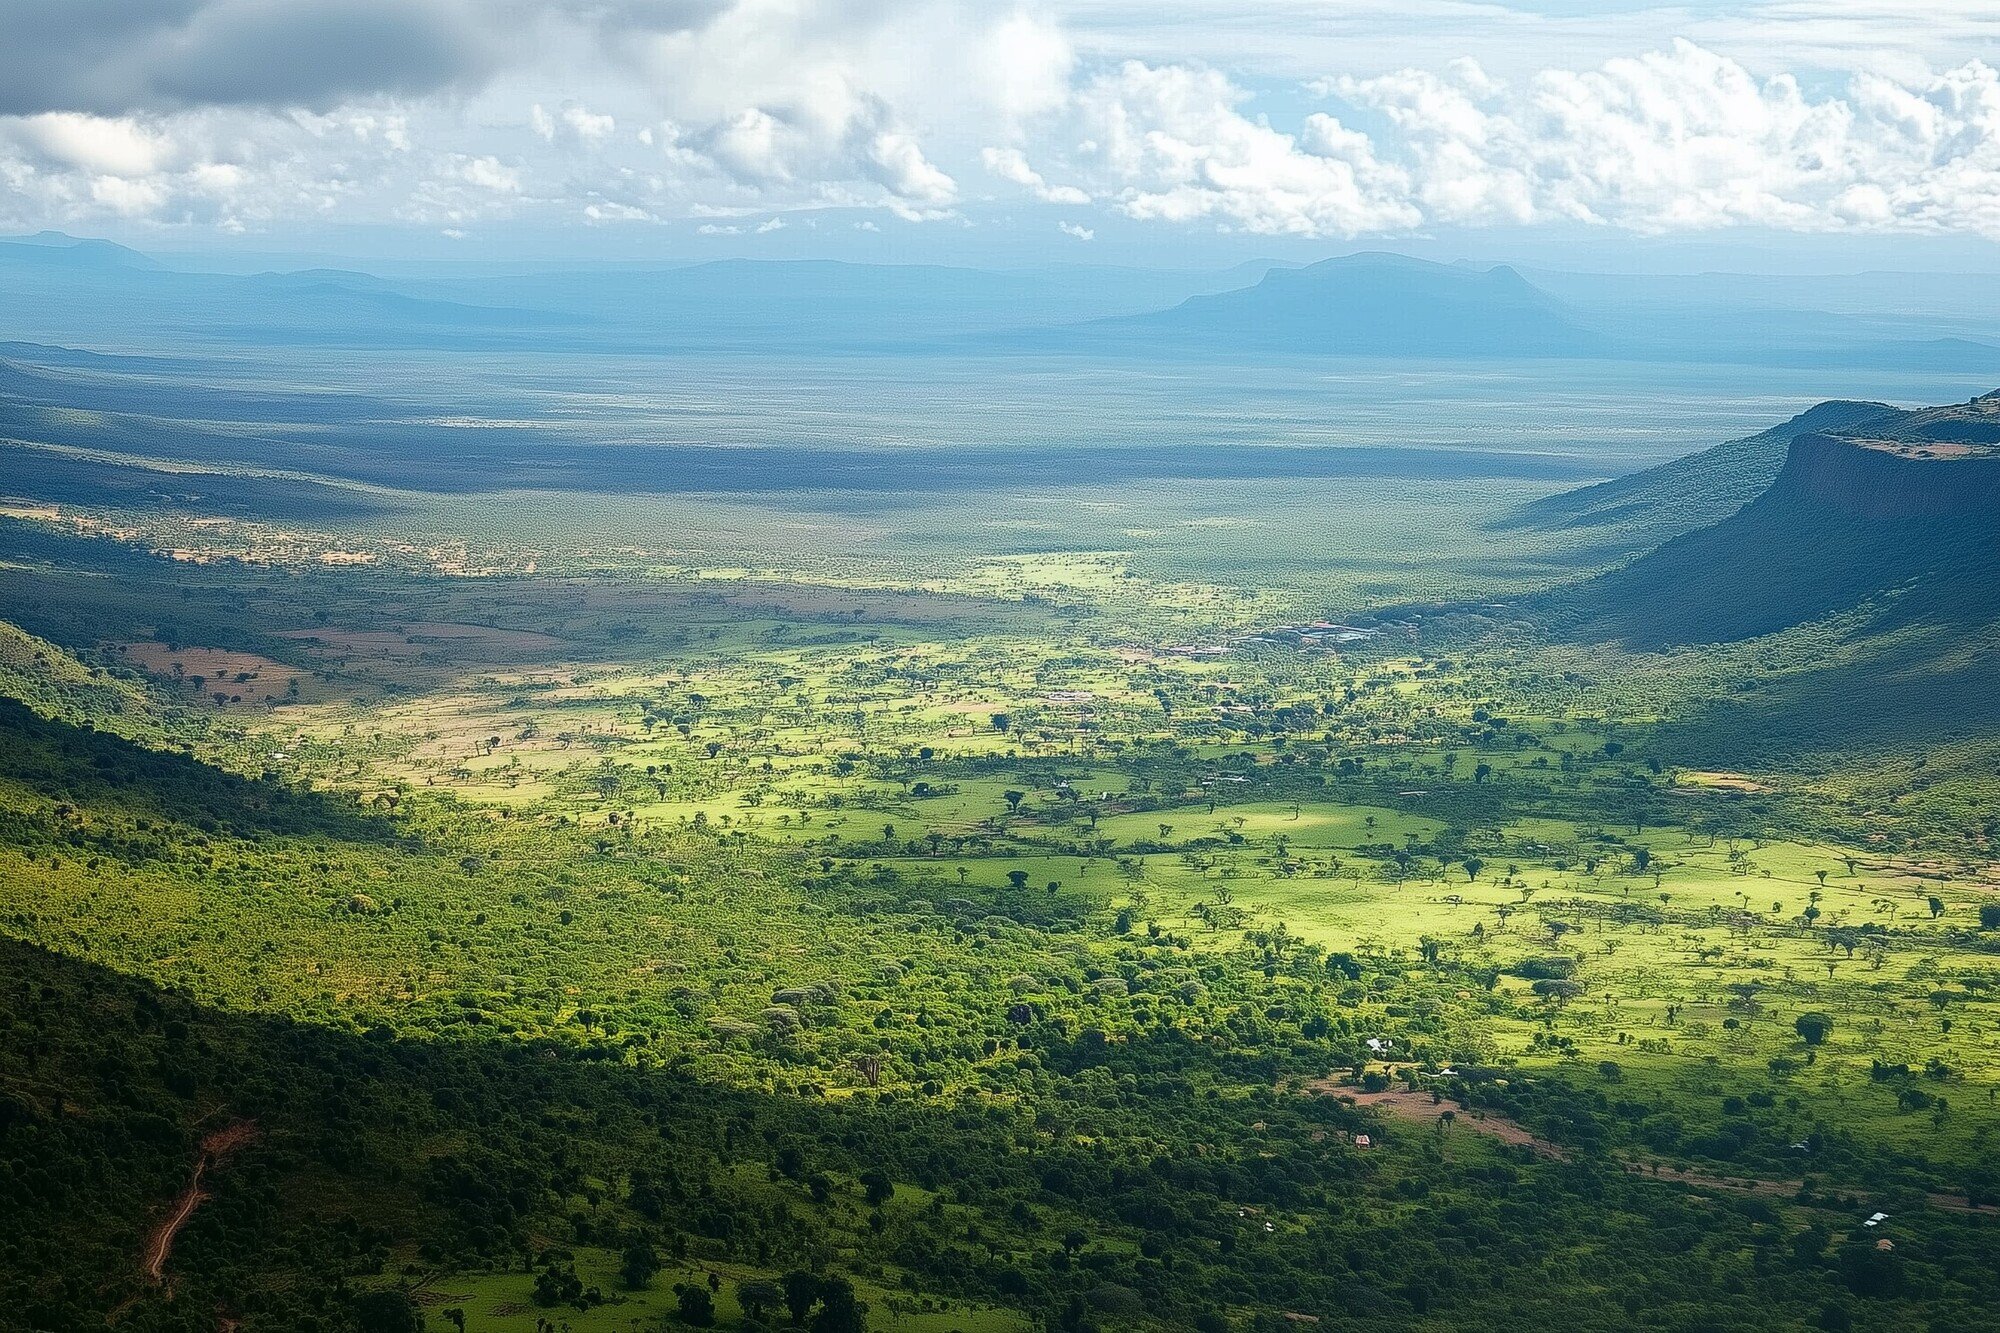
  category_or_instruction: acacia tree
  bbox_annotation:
[673,1281,716,1326]
[738,1279,785,1323]
[621,1239,660,1289]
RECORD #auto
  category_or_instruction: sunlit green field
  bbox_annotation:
[5,489,1999,1332]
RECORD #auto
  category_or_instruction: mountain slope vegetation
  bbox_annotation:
[7,236,2000,1333]
[1524,391,2000,794]
[1507,398,1899,554]
[1544,391,2000,646]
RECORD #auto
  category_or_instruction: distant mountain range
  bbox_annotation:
[0,234,1284,351]
[0,231,161,270]
[1075,253,1602,358]
[7,232,2000,371]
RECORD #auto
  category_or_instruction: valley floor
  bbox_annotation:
[3,507,1998,1332]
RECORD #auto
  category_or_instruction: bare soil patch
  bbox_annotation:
[117,643,310,703]
[1306,1081,1565,1157]
[1677,771,1773,794]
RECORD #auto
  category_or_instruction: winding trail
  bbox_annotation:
[143,1121,258,1285]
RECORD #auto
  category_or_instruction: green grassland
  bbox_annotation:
[3,479,1999,1333]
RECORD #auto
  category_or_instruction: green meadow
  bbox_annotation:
[5,464,1999,1333]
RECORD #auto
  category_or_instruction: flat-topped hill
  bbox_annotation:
[1540,388,2000,649]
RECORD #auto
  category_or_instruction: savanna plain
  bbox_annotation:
[3,247,2000,1333]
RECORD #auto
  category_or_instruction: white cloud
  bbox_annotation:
[455,154,522,193]
[977,41,2000,241]
[584,200,653,222]
[7,6,2000,247]
[342,111,410,150]
[9,113,176,177]
[1036,61,1421,236]
[980,145,1090,203]
[1052,0,2000,85]
[533,101,615,144]
[89,174,169,217]
[1334,40,2000,236]
[865,132,956,207]
[600,0,1051,216]
[702,107,793,184]
[561,104,615,140]
[1058,219,1093,239]
[0,1,1064,233]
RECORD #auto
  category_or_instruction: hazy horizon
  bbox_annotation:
[9,9,2000,1333]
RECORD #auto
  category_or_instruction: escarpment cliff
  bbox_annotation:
[1778,430,2000,520]
[1535,391,2000,648]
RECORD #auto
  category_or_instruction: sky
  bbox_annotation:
[5,0,2000,269]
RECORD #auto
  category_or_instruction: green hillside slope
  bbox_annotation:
[1534,394,2000,787]
[1506,398,1900,553]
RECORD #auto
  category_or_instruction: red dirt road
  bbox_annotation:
[143,1121,259,1284]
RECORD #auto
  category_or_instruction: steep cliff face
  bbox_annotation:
[1778,431,2000,520]
[1520,391,2000,771]
[1539,391,2000,650]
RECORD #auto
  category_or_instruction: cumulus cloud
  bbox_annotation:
[7,114,178,178]
[602,0,1059,215]
[583,201,655,222]
[1333,40,2000,236]
[533,102,617,143]
[562,105,617,141]
[0,0,502,116]
[972,42,2000,240]
[8,6,2000,245]
[0,109,268,229]
[981,146,1090,204]
[0,0,1052,230]
[1011,61,1418,236]
[455,155,523,194]
[866,132,957,209]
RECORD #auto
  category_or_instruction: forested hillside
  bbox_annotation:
[4,508,2000,1330]
[1505,399,1898,554]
